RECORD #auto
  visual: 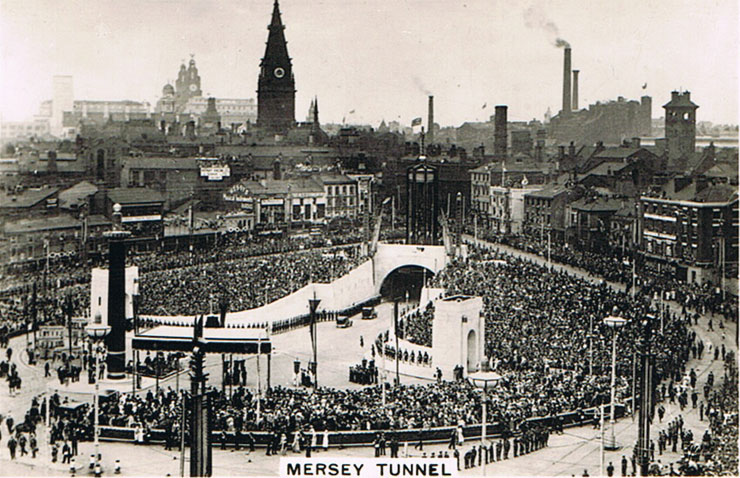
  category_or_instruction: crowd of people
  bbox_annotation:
[432,246,693,400]
[397,302,434,347]
[138,246,363,315]
[0,218,736,475]
[698,353,738,475]
[0,230,376,339]
[349,359,379,385]
[481,232,737,326]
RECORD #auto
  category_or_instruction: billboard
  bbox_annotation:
[200,164,231,181]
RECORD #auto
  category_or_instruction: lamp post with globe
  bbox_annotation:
[85,318,110,477]
[603,313,627,450]
[467,373,501,476]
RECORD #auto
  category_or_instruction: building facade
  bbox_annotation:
[523,185,570,240]
[318,173,359,219]
[640,180,738,285]
[489,186,540,234]
[223,178,327,231]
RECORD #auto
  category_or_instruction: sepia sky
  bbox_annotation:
[1,0,737,127]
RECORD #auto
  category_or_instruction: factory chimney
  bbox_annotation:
[562,47,572,115]
[572,70,579,111]
[494,105,508,160]
[427,95,434,145]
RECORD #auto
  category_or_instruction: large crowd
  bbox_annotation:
[138,246,363,315]
[475,230,737,324]
[0,232,371,338]
[431,246,693,389]
[397,302,434,348]
[697,353,739,475]
[0,222,736,475]
[6,245,697,442]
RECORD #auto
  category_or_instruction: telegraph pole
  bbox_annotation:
[394,300,400,386]
[637,315,654,476]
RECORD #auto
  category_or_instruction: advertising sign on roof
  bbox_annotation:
[200,164,231,181]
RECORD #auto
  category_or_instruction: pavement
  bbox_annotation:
[0,238,735,476]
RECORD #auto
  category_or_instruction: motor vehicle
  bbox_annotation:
[361,307,377,320]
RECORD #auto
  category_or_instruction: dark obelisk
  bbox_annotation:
[105,203,130,379]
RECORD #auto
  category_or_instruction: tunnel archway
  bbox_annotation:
[378,265,435,302]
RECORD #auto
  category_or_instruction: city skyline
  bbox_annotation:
[1,0,737,127]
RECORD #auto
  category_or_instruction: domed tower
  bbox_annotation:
[257,0,296,132]
[156,83,176,114]
[163,83,175,97]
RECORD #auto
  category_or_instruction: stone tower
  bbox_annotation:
[663,91,698,161]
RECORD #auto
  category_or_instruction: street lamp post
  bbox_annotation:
[309,296,321,390]
[85,322,111,477]
[467,375,499,477]
[603,314,627,450]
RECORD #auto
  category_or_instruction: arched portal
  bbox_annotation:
[378,265,434,302]
[466,329,477,373]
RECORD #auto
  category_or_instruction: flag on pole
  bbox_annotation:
[411,117,422,127]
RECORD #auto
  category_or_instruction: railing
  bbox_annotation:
[97,402,629,448]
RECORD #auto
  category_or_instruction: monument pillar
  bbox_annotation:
[104,204,131,379]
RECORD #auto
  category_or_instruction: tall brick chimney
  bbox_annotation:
[494,105,508,159]
[562,47,572,115]
[572,70,579,111]
[427,95,434,145]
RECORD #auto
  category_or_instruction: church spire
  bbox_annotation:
[270,0,283,28]
[313,96,319,125]
[261,0,290,69]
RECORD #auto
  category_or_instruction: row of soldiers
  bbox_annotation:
[349,359,378,385]
[462,427,550,469]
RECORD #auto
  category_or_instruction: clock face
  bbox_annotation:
[189,84,197,92]
[274,67,285,79]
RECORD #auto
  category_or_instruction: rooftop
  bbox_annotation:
[59,180,98,209]
[122,157,200,170]
[569,197,623,212]
[663,91,699,109]
[525,185,568,199]
[108,187,165,205]
[230,177,325,196]
[0,187,59,209]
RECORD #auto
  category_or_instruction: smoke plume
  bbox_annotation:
[412,76,432,96]
[524,5,570,48]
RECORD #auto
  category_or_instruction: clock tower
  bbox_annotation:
[175,56,202,110]
[257,0,296,132]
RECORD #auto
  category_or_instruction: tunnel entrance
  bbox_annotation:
[379,265,434,302]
